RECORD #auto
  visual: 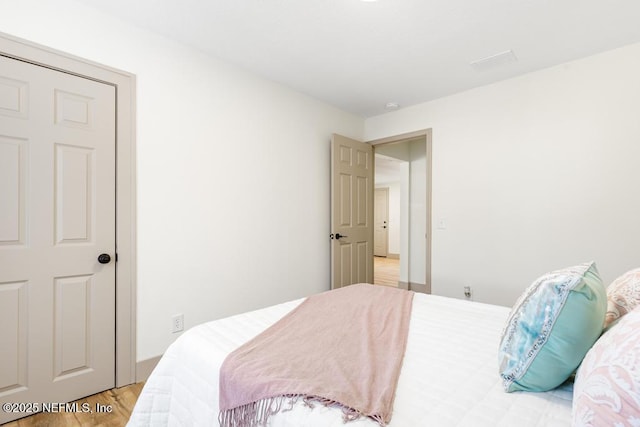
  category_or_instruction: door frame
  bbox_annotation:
[0,32,137,387]
[368,129,432,293]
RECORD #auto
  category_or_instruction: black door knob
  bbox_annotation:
[335,233,348,239]
[98,253,111,264]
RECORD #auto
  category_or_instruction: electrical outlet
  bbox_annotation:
[171,314,184,333]
[464,286,472,299]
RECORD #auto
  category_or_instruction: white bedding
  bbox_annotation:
[128,292,573,427]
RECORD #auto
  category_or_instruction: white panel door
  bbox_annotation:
[374,188,389,257]
[330,134,373,289]
[0,55,116,423]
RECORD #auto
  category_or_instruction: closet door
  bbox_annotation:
[0,55,116,423]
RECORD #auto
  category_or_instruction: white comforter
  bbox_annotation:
[129,293,572,426]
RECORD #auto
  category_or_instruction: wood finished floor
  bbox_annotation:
[373,256,400,287]
[3,382,144,427]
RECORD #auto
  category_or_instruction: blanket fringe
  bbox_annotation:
[219,394,387,427]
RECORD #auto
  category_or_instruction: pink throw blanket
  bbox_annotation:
[219,284,414,426]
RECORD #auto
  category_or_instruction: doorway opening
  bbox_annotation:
[370,130,432,293]
[373,158,402,287]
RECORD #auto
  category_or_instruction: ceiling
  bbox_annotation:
[81,0,640,117]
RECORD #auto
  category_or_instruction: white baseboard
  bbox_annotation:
[136,355,162,382]
[399,281,431,294]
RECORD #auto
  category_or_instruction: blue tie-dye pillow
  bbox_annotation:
[498,261,606,392]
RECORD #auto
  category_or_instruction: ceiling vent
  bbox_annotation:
[470,50,518,71]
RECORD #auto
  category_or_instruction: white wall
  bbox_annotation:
[366,43,640,307]
[0,0,364,360]
[408,139,427,286]
[386,182,401,255]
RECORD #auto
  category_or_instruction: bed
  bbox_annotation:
[128,290,574,427]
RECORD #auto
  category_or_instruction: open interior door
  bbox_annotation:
[330,134,373,289]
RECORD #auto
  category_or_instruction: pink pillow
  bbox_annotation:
[573,305,640,426]
[604,268,640,328]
